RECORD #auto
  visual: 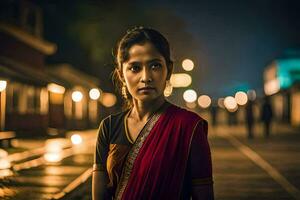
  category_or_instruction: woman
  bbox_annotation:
[92,27,214,200]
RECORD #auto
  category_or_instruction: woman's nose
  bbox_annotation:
[141,68,152,83]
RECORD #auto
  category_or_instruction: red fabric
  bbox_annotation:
[121,105,205,200]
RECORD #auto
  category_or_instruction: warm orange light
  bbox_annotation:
[0,149,11,170]
[227,105,238,112]
[170,73,192,88]
[264,79,280,96]
[235,91,248,106]
[0,80,7,92]
[101,92,117,107]
[182,59,194,71]
[198,95,211,108]
[47,83,65,94]
[224,96,237,110]
[44,140,63,163]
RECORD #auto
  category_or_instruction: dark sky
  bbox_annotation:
[41,0,300,99]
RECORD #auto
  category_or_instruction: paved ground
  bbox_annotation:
[210,123,300,200]
[0,130,96,200]
[1,123,300,199]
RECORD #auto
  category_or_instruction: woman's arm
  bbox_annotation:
[92,170,109,200]
[192,183,214,200]
[92,118,110,200]
[190,120,214,200]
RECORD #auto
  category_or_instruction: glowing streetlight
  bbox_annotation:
[89,88,101,100]
[198,95,211,108]
[235,91,248,106]
[0,80,7,92]
[183,89,197,103]
[182,59,194,71]
[72,91,83,102]
[47,83,65,94]
[170,73,192,88]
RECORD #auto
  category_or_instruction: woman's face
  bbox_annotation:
[121,42,169,103]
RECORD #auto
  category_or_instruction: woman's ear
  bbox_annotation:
[166,62,174,80]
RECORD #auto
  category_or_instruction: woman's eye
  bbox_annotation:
[151,63,162,70]
[129,65,140,72]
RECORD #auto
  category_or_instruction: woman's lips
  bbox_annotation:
[138,87,155,91]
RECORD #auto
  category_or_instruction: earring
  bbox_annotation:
[122,84,128,99]
[164,80,173,97]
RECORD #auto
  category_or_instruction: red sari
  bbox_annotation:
[115,103,213,200]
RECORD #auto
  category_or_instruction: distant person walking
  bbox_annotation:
[245,100,254,139]
[261,96,273,138]
[210,105,218,126]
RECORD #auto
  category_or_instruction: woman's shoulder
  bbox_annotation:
[168,103,207,124]
[100,109,129,127]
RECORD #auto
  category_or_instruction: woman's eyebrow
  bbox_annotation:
[126,61,140,66]
[147,58,163,64]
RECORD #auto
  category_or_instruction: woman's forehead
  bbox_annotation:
[127,42,164,62]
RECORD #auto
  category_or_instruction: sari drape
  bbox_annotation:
[115,104,207,200]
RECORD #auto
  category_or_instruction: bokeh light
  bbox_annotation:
[44,141,63,163]
[0,80,7,92]
[89,88,101,100]
[47,83,65,94]
[72,91,83,102]
[170,73,192,88]
[183,89,197,103]
[0,149,11,169]
[198,95,211,108]
[182,59,194,71]
[71,134,82,145]
[235,91,248,105]
[101,92,117,107]
[224,96,238,110]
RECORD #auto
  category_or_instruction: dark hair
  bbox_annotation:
[112,26,173,109]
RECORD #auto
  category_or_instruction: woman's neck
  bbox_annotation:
[130,96,166,122]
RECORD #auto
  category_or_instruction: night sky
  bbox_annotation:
[40,0,300,99]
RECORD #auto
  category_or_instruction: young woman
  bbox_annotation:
[92,27,214,200]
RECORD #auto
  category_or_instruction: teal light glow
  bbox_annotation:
[276,59,300,89]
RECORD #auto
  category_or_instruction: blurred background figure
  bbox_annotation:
[261,96,273,138]
[245,100,254,139]
[210,105,218,126]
